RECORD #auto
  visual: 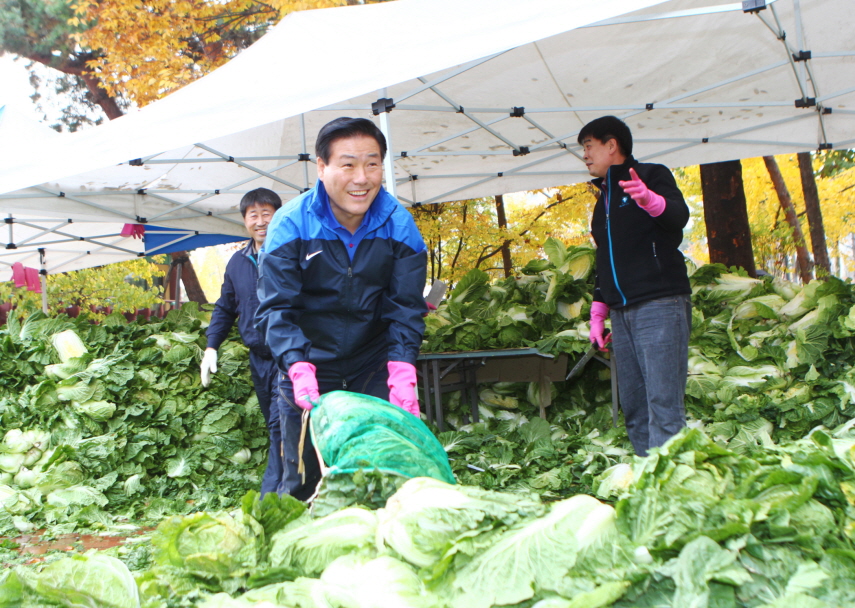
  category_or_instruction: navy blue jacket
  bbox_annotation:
[207,240,271,357]
[590,157,691,308]
[256,182,427,372]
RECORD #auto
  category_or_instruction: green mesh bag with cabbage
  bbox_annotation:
[310,391,455,484]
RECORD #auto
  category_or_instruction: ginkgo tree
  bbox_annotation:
[0,0,379,125]
[0,257,166,321]
[410,183,596,287]
[70,0,357,108]
[680,154,855,278]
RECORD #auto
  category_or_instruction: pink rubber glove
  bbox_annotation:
[619,168,665,217]
[589,301,612,352]
[388,361,420,416]
[288,361,319,410]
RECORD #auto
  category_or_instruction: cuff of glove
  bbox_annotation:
[591,301,610,321]
[637,191,666,217]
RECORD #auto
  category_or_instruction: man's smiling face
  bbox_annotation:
[317,134,383,232]
[242,203,276,249]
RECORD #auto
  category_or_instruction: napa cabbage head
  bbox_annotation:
[13,553,139,608]
[378,477,545,569]
[267,507,379,577]
[721,365,784,389]
[321,554,436,608]
[445,494,618,608]
[705,273,762,302]
[151,510,263,581]
[50,329,88,363]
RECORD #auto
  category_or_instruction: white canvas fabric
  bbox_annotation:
[0,0,852,243]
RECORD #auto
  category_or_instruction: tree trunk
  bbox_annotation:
[797,152,831,277]
[494,194,513,278]
[170,252,208,304]
[699,160,757,276]
[79,72,124,120]
[763,156,813,283]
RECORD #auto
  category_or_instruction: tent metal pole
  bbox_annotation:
[583,0,780,28]
[195,143,305,192]
[415,77,524,152]
[175,261,183,310]
[145,233,198,255]
[32,186,138,222]
[420,150,567,205]
[39,248,48,314]
[394,53,505,104]
[300,114,310,191]
[377,91,397,200]
[11,220,71,248]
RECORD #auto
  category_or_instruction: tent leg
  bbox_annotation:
[175,262,183,309]
[39,248,48,314]
[378,110,397,200]
[300,113,310,190]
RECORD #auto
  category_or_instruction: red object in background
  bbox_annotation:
[0,302,12,325]
[10,263,43,293]
[11,263,26,288]
[24,268,41,293]
[121,224,145,239]
[64,305,80,318]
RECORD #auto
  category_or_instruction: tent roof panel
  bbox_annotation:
[0,0,853,235]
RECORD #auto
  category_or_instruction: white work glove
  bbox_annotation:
[200,348,218,387]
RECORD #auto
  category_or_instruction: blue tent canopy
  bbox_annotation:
[143,226,244,256]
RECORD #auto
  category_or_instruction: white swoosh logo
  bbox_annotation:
[305,250,323,261]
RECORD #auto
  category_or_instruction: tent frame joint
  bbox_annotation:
[372,97,396,115]
[742,0,767,14]
[792,50,811,62]
[794,97,816,108]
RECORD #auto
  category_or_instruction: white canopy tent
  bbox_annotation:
[0,0,853,252]
[0,105,247,282]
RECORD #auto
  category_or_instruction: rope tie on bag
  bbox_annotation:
[297,408,310,484]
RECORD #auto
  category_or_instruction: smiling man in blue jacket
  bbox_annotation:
[256,117,427,499]
[202,187,284,495]
[579,115,692,457]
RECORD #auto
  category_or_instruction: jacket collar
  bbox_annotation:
[239,239,256,257]
[591,155,638,192]
[307,180,397,233]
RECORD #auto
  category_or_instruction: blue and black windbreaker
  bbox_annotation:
[256,181,427,372]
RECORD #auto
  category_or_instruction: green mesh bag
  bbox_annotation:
[310,390,455,484]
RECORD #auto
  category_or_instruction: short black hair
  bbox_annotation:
[577,116,633,157]
[239,188,282,217]
[315,117,387,163]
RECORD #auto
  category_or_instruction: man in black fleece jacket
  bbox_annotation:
[579,116,692,456]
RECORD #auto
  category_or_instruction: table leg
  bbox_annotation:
[610,354,619,427]
[469,366,480,423]
[421,361,433,424]
[432,359,445,432]
[537,358,551,419]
